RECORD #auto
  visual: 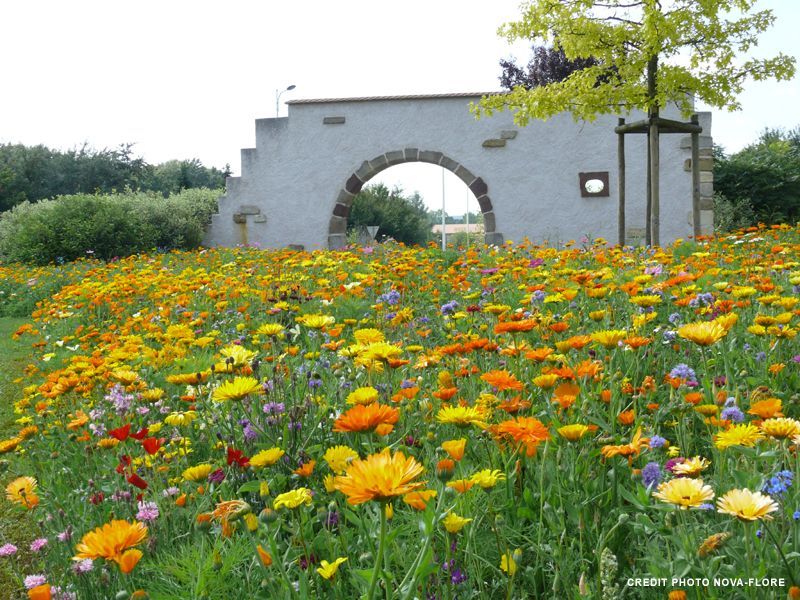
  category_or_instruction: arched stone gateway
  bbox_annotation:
[327,149,501,249]
[204,92,713,250]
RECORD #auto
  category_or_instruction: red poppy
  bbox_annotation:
[126,472,148,490]
[109,423,131,441]
[130,427,149,441]
[226,447,250,468]
[116,454,132,474]
[141,437,164,455]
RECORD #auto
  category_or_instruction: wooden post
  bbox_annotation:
[691,114,701,239]
[617,117,625,246]
[649,116,660,247]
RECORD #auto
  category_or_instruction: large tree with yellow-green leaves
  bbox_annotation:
[474,0,795,244]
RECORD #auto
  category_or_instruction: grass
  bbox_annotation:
[0,317,36,597]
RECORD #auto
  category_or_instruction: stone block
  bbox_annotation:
[418,150,443,164]
[253,215,267,223]
[385,150,405,166]
[683,158,714,172]
[369,154,388,171]
[404,148,419,161]
[700,182,713,197]
[470,177,488,198]
[355,161,374,181]
[336,189,355,205]
[453,165,476,186]
[329,216,347,234]
[439,156,459,172]
[238,204,261,215]
[328,234,347,249]
[233,213,246,224]
[333,203,351,218]
[700,209,714,235]
[484,232,504,246]
[699,196,713,210]
[476,194,492,213]
[483,211,496,232]
[500,130,518,140]
[700,171,713,183]
[680,135,713,149]
[323,116,345,124]
[482,139,506,148]
[345,174,363,195]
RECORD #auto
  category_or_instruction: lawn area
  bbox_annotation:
[0,317,36,598]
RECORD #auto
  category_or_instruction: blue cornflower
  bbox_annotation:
[440,300,459,315]
[669,363,697,383]
[649,435,668,449]
[720,406,745,423]
[668,312,682,325]
[792,510,800,521]
[641,462,662,489]
[378,289,401,305]
[762,470,793,499]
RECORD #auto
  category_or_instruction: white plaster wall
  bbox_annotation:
[205,95,707,249]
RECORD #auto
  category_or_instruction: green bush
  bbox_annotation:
[0,188,220,264]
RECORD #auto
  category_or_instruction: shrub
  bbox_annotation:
[0,188,220,264]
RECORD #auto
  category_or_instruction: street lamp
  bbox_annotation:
[275,84,296,117]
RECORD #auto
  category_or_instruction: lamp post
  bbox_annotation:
[275,84,296,117]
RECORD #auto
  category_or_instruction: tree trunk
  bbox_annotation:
[647,55,660,247]
[618,118,625,246]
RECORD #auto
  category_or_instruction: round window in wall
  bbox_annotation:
[584,178,605,194]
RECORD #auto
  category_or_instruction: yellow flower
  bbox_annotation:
[436,406,487,429]
[316,557,347,580]
[73,520,148,570]
[353,328,385,345]
[249,447,285,469]
[591,329,627,349]
[442,512,472,534]
[677,321,727,346]
[0,437,23,454]
[500,549,521,575]
[532,373,561,389]
[219,345,257,366]
[402,489,437,510]
[323,445,359,473]
[630,295,662,307]
[334,449,425,505]
[273,488,313,510]
[256,323,285,337]
[671,456,710,477]
[212,377,262,402]
[557,424,590,442]
[357,342,402,363]
[346,386,379,405]
[714,424,764,450]
[164,411,197,427]
[760,418,800,439]
[139,388,165,402]
[5,476,39,509]
[182,463,213,482]
[717,489,779,521]
[298,314,336,329]
[697,532,731,557]
[653,478,714,509]
[469,469,506,489]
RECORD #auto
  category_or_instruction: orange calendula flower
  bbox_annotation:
[748,397,783,419]
[447,479,475,493]
[333,403,399,434]
[441,438,466,461]
[73,520,148,570]
[760,417,800,439]
[494,416,551,456]
[257,544,273,567]
[600,427,649,463]
[480,370,524,391]
[402,489,437,510]
[333,449,425,505]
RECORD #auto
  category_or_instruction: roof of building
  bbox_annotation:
[287,91,505,105]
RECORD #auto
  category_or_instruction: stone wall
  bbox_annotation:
[204,93,712,250]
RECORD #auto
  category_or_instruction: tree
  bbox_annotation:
[500,45,597,90]
[476,0,796,243]
[714,126,800,227]
[348,184,431,246]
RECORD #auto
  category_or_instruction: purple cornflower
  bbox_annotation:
[105,384,134,416]
[649,435,667,449]
[263,402,285,415]
[57,528,72,542]
[378,289,401,305]
[163,486,180,497]
[440,300,459,315]
[641,462,662,489]
[208,468,226,484]
[720,405,745,423]
[669,363,697,384]
[73,559,93,574]
[24,575,47,589]
[400,379,417,389]
[136,501,160,522]
[668,312,682,325]
[531,290,546,303]
[239,418,259,442]
[0,544,18,557]
[29,538,48,552]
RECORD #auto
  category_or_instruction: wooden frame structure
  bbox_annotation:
[615,114,703,246]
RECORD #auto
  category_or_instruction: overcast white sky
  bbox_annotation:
[1,0,797,216]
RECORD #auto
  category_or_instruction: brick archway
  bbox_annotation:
[327,148,503,249]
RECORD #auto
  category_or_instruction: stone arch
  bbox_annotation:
[327,148,503,249]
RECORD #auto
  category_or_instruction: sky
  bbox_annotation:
[1,0,798,216]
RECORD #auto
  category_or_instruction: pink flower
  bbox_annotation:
[0,544,17,557]
[30,538,48,552]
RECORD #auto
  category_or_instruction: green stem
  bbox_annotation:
[367,504,388,600]
[762,520,797,587]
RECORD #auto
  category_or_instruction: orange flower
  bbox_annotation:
[257,544,273,567]
[118,548,143,574]
[748,398,782,419]
[27,585,51,600]
[447,479,475,493]
[334,449,425,505]
[294,460,316,477]
[432,387,459,401]
[73,520,148,570]
[441,438,466,461]
[333,403,399,434]
[617,411,635,426]
[600,428,649,463]
[525,347,554,362]
[494,416,551,457]
[494,319,537,333]
[480,370,524,391]
[684,392,704,406]
[402,489,437,510]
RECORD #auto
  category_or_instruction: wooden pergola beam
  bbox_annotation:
[614,117,703,135]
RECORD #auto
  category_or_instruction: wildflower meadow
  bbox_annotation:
[1,225,800,599]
